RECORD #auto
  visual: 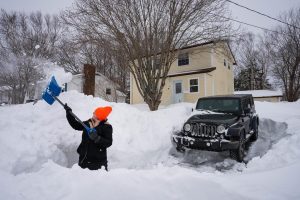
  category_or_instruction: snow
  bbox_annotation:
[33,63,72,99]
[0,90,300,200]
[39,62,72,85]
[234,90,282,97]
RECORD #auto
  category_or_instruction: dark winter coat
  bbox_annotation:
[66,112,113,169]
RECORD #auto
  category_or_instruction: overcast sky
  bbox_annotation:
[0,0,299,35]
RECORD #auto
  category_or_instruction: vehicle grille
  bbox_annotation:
[190,123,217,138]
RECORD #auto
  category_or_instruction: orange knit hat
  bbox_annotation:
[94,106,112,121]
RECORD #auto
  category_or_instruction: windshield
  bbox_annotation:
[196,98,240,113]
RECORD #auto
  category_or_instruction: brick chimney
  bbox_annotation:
[83,64,95,96]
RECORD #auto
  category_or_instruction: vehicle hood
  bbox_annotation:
[187,114,239,126]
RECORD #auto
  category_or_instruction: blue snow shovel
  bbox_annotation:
[42,76,96,134]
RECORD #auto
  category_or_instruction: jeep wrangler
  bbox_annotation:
[172,94,259,162]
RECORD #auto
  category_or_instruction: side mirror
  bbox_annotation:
[244,107,251,114]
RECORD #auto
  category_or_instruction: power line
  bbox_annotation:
[225,0,300,30]
[217,14,291,36]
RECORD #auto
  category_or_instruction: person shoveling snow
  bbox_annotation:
[64,105,113,171]
[42,76,113,171]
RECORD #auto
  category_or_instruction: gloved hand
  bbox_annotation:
[88,129,101,143]
[64,103,72,113]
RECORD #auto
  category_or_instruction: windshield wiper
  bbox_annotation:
[211,109,224,113]
[196,109,213,113]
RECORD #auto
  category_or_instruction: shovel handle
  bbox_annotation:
[52,96,91,132]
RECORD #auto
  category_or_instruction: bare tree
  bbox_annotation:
[57,37,85,74]
[57,33,130,94]
[0,56,43,103]
[256,36,273,89]
[63,0,231,110]
[0,10,63,104]
[266,8,300,101]
[234,32,271,91]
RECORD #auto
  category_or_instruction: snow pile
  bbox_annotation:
[33,63,72,99]
[0,91,192,174]
[39,62,72,85]
[245,101,300,171]
[0,91,300,200]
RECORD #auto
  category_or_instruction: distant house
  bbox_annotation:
[65,73,126,103]
[234,90,283,102]
[0,86,12,104]
[1,84,41,104]
[130,40,236,105]
[0,85,34,104]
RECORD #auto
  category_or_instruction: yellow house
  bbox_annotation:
[130,41,236,105]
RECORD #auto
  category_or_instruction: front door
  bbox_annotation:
[173,80,183,103]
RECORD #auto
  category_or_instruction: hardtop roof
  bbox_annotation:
[198,94,253,100]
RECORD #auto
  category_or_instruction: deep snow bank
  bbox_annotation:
[1,92,300,200]
[0,91,193,174]
[1,92,299,174]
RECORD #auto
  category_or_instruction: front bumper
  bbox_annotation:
[172,134,239,152]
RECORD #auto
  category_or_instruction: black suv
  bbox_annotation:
[172,94,259,162]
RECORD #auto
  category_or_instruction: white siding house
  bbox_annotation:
[0,86,11,104]
[66,73,126,103]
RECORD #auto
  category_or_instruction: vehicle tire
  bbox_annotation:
[230,132,245,162]
[250,121,258,142]
[176,145,186,153]
[169,145,185,157]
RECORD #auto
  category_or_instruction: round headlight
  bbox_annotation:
[217,124,226,133]
[184,123,191,132]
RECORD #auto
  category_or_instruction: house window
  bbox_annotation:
[228,63,231,70]
[224,59,227,67]
[178,53,189,66]
[106,88,111,95]
[189,78,198,93]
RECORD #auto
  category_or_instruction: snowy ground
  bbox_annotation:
[0,91,300,200]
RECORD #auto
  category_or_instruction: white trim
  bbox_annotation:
[188,77,199,93]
